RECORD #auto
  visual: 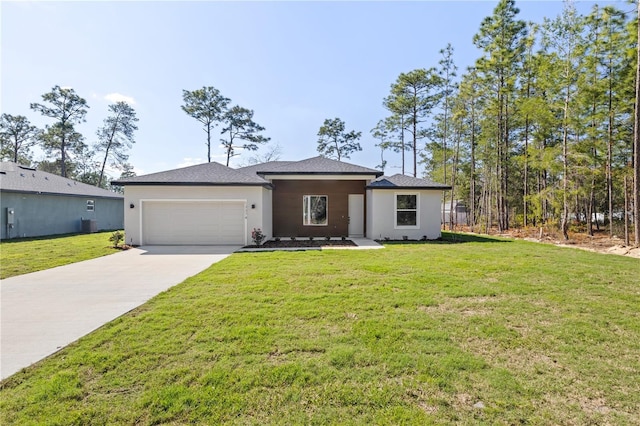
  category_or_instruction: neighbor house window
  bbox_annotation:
[303,195,328,226]
[86,200,95,212]
[395,194,418,227]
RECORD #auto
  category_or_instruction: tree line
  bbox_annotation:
[181,86,271,166]
[0,84,277,184]
[182,86,366,164]
[370,0,639,243]
[0,86,138,188]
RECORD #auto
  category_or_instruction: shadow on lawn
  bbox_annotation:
[380,232,511,245]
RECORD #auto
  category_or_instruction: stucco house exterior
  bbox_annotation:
[0,162,124,240]
[366,174,450,241]
[113,156,450,246]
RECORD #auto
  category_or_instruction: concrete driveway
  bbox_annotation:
[0,245,238,380]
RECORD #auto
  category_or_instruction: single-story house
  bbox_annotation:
[0,162,124,240]
[112,156,450,246]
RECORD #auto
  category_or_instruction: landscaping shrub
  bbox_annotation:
[109,231,124,248]
[251,228,265,246]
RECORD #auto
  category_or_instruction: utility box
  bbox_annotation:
[6,208,15,226]
[81,219,97,233]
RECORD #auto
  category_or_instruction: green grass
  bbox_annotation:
[0,232,121,279]
[1,234,639,424]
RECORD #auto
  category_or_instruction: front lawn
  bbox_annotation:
[0,232,121,279]
[1,235,638,424]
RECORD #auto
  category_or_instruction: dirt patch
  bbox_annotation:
[453,226,639,259]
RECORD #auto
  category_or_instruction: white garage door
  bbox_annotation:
[142,201,245,245]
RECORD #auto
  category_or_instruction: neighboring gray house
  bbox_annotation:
[0,162,124,240]
[113,156,450,246]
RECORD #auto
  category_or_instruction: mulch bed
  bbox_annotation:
[244,239,356,249]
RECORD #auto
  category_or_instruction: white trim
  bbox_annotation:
[394,192,420,229]
[266,174,378,181]
[139,199,248,245]
[302,194,328,226]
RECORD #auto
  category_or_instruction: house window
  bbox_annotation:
[303,195,328,226]
[86,200,95,212]
[395,194,418,227]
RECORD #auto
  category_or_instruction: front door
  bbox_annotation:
[348,194,364,237]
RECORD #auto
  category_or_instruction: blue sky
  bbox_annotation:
[1,0,628,177]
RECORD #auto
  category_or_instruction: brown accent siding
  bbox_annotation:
[272,180,366,237]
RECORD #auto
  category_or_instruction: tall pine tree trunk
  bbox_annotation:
[207,124,212,163]
[449,128,461,230]
[561,86,571,241]
[634,0,640,247]
[624,176,630,246]
[98,119,119,188]
[588,167,596,236]
[497,86,504,233]
[523,118,529,228]
[470,105,477,232]
[442,93,449,230]
[60,133,67,178]
[400,116,405,176]
[504,94,511,230]
[607,56,614,237]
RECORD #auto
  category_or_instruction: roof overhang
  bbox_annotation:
[111,181,273,189]
[263,173,381,181]
[366,185,452,190]
[0,188,124,199]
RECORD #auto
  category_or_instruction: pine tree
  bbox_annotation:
[473,0,527,231]
[0,114,40,165]
[30,86,89,177]
[95,102,138,187]
[221,106,270,166]
[182,86,230,163]
[316,118,362,161]
[541,1,584,240]
[386,69,442,177]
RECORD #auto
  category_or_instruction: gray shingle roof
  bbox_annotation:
[112,161,271,186]
[367,174,451,189]
[236,161,294,176]
[0,162,123,199]
[255,156,383,176]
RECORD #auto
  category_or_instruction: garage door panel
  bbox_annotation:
[142,201,245,245]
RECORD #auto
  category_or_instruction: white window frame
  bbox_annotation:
[86,200,95,212]
[394,192,419,229]
[303,195,328,226]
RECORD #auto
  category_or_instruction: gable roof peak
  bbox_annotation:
[255,156,382,176]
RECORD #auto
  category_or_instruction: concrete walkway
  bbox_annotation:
[347,238,384,249]
[0,245,238,380]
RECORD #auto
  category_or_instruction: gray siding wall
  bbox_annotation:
[0,192,123,240]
